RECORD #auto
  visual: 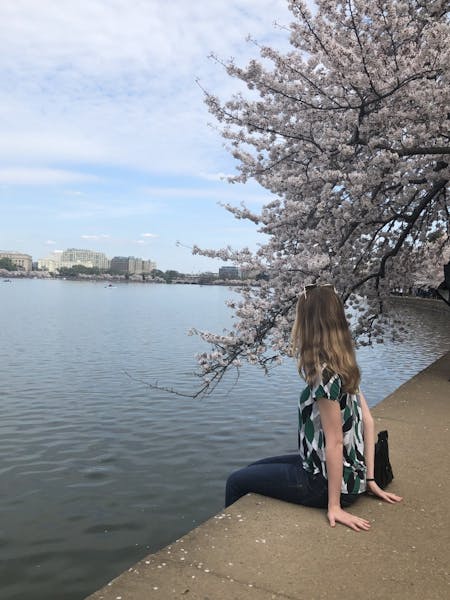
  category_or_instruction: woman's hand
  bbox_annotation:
[366,480,403,503]
[327,506,371,531]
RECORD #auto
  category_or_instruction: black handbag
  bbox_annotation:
[374,430,394,489]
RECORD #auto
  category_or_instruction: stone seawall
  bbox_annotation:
[86,351,450,600]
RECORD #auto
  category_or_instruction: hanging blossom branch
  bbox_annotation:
[188,0,449,396]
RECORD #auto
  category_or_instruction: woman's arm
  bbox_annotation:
[359,390,375,479]
[317,398,371,531]
[359,391,403,504]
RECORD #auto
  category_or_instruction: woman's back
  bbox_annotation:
[298,368,366,495]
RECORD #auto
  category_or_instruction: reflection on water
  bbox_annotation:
[0,281,449,600]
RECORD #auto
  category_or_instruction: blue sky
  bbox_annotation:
[0,0,296,272]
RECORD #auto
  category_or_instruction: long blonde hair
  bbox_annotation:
[290,286,360,393]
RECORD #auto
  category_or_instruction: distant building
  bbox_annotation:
[240,268,261,280]
[142,259,156,274]
[38,248,110,272]
[0,251,33,272]
[110,256,156,275]
[109,256,129,274]
[197,272,217,284]
[59,248,110,270]
[38,253,62,272]
[219,266,240,280]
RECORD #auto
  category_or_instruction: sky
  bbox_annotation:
[0,0,297,272]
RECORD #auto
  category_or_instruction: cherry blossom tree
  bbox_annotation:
[192,0,449,394]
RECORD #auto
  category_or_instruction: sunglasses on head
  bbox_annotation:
[302,283,336,298]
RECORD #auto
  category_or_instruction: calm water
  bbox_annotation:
[1,280,449,600]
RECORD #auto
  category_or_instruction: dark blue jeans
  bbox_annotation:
[225,454,357,509]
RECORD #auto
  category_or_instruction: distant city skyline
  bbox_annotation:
[0,1,299,272]
[1,245,233,275]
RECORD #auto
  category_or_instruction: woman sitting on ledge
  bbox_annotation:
[225,284,402,531]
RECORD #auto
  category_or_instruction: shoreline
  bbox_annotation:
[0,272,248,286]
[86,351,450,600]
[3,275,450,300]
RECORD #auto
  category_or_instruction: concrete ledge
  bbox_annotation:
[86,352,450,600]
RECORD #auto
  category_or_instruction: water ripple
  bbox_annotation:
[0,281,449,600]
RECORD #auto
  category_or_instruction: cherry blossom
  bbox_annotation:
[193,0,449,395]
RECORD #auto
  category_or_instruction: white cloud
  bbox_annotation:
[45,240,57,245]
[0,1,292,77]
[81,234,110,240]
[57,200,162,220]
[0,0,294,177]
[0,167,99,185]
[64,190,85,196]
[141,233,159,238]
[0,0,313,270]
[142,184,272,205]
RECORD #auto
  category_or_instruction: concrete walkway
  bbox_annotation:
[86,352,450,600]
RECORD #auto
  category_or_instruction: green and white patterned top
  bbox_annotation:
[298,369,367,495]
